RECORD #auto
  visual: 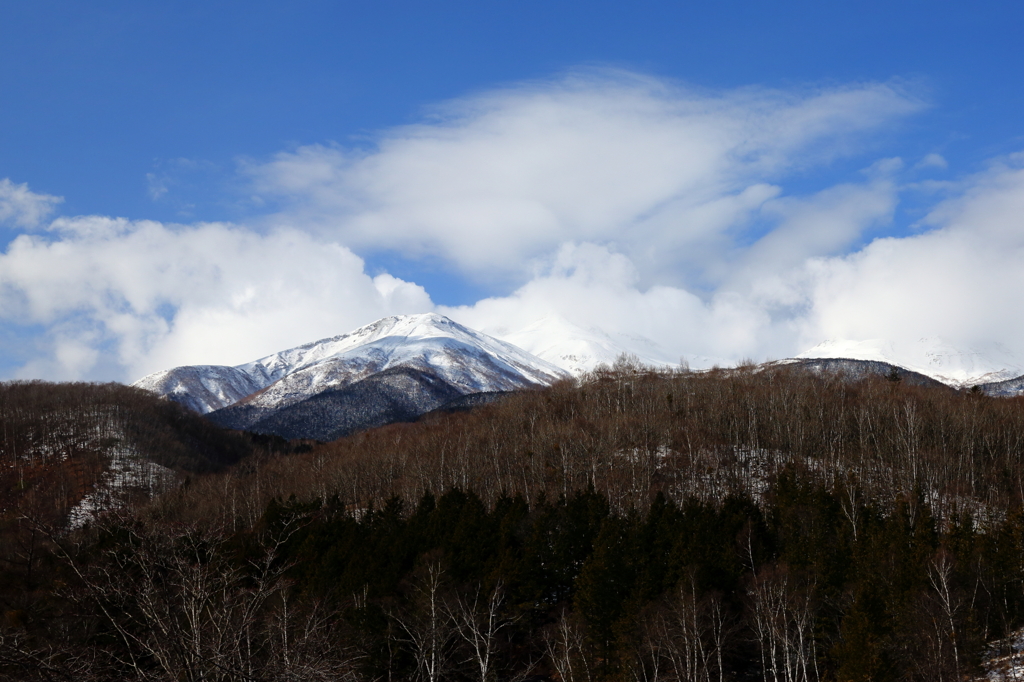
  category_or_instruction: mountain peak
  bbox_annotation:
[134,314,569,417]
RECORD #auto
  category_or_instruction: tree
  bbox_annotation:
[448,581,517,682]
[745,563,818,682]
[392,561,458,682]
[545,610,593,682]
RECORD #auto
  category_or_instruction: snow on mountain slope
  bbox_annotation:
[489,315,676,376]
[977,375,1024,398]
[230,313,569,413]
[133,313,569,414]
[796,338,1024,387]
[133,365,263,414]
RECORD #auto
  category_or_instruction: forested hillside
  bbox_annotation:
[0,380,263,529]
[5,365,1024,681]
[166,361,1024,526]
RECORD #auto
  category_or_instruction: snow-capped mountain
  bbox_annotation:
[796,338,1024,387]
[135,315,1024,440]
[134,313,569,416]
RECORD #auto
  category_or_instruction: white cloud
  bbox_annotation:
[915,153,949,170]
[443,153,1024,372]
[0,216,431,380]
[0,179,63,229]
[796,155,1024,352]
[248,71,923,287]
[728,171,899,292]
[146,173,169,200]
[6,72,1024,383]
[442,242,768,365]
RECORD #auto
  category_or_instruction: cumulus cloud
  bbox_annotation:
[442,153,1024,371]
[0,215,431,380]
[5,71,1024,382]
[796,154,1024,352]
[0,179,63,229]
[440,241,784,367]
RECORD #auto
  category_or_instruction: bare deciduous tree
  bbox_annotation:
[448,581,517,682]
[392,562,458,682]
[746,564,818,682]
[544,610,593,682]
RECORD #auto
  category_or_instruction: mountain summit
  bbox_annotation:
[134,313,569,439]
[795,337,1024,387]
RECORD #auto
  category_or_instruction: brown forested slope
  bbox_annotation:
[0,380,258,529]
[4,367,1024,681]
[158,365,1024,529]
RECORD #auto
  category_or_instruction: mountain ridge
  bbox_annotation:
[206,365,470,441]
[135,317,1024,441]
[796,337,1024,387]
[133,313,570,438]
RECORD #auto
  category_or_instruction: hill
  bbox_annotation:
[0,380,255,529]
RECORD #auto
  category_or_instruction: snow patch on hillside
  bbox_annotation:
[67,447,178,529]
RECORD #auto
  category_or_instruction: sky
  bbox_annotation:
[3,1,1024,381]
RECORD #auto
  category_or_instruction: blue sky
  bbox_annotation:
[3,1,1024,380]
[6,1,1023,223]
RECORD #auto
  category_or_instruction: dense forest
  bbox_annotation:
[4,364,1024,680]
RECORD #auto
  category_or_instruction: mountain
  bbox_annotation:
[486,314,716,376]
[795,338,1024,388]
[134,365,263,414]
[207,366,468,441]
[781,357,950,389]
[976,375,1024,397]
[134,313,569,439]
[135,315,1024,445]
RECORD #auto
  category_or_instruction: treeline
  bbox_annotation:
[4,482,1023,681]
[159,364,1024,529]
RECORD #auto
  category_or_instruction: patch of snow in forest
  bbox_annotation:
[667,446,784,506]
[980,628,1024,681]
[66,443,179,530]
[654,445,1002,533]
[615,444,673,466]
